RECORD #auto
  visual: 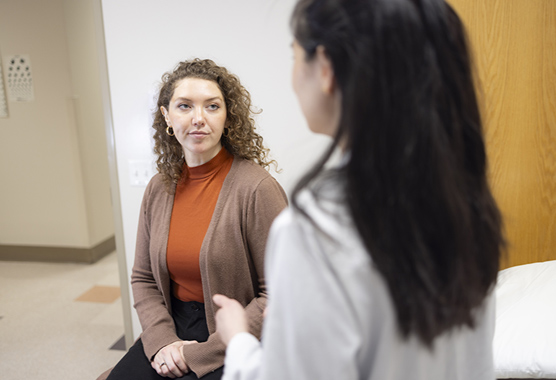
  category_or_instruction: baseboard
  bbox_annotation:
[0,236,116,264]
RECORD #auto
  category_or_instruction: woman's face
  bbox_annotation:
[161,78,227,167]
[291,40,340,138]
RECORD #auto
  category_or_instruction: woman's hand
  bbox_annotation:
[152,340,197,378]
[213,294,249,346]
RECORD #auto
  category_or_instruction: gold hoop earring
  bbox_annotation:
[166,126,174,136]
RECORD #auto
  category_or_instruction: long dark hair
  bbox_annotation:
[291,0,504,346]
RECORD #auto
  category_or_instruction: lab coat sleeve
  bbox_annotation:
[223,333,263,380]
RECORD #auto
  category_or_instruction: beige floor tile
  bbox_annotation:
[75,285,121,304]
[90,299,124,326]
[0,252,126,380]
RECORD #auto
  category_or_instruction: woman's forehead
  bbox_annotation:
[171,78,224,101]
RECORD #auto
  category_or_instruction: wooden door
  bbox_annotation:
[447,0,556,269]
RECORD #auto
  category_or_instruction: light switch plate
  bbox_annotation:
[128,159,155,187]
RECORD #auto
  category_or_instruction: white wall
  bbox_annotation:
[100,0,330,338]
[63,0,114,245]
[0,0,113,249]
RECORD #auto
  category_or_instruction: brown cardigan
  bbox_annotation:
[99,156,287,379]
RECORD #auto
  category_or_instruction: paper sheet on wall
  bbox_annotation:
[0,59,8,117]
[5,54,34,102]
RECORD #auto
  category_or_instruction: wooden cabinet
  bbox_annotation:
[447,0,556,269]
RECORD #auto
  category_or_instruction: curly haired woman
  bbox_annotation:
[98,59,288,380]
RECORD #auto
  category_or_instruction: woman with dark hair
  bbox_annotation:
[98,59,287,380]
[213,0,504,379]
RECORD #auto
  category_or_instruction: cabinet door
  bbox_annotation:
[447,0,556,269]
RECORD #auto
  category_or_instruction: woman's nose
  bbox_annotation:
[193,108,205,126]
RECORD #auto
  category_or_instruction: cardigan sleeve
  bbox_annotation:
[181,173,288,378]
[243,176,288,332]
[131,177,181,360]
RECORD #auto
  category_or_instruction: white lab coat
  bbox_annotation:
[223,175,495,380]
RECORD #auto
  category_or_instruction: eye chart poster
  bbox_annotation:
[0,59,8,117]
[5,54,34,102]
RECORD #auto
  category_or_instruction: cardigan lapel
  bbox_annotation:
[157,182,177,313]
[198,155,240,330]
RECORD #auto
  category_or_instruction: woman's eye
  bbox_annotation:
[178,104,190,110]
[208,104,220,110]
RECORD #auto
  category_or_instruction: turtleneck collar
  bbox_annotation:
[185,147,232,180]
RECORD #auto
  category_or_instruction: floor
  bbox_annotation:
[0,251,126,380]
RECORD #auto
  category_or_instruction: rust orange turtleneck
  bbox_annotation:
[166,147,233,302]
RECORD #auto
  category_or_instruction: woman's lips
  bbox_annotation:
[189,131,208,138]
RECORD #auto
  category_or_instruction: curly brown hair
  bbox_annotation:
[152,58,276,191]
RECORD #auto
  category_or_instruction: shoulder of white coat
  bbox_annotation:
[295,185,353,237]
[265,196,329,262]
[269,206,298,233]
[276,185,370,271]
